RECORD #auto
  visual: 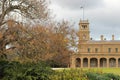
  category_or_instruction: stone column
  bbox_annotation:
[81,58,83,68]
[98,58,100,68]
[116,58,118,68]
[107,58,109,68]
[70,57,75,68]
[88,58,90,68]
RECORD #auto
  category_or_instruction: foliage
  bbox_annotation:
[86,72,120,80]
[50,69,87,80]
[103,73,120,80]
[1,61,120,80]
[0,60,53,80]
[0,19,76,67]
[47,21,76,67]
[50,69,120,80]
[0,0,51,61]
[0,0,77,67]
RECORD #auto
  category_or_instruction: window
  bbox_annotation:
[82,25,87,29]
[115,48,118,53]
[88,48,90,53]
[95,48,98,53]
[108,48,111,53]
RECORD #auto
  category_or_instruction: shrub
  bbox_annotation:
[49,69,88,80]
[0,60,53,80]
[24,61,53,80]
[96,75,110,80]
[86,72,120,80]
[46,60,67,68]
[86,72,99,80]
[0,60,9,79]
[1,60,120,80]
[103,73,120,80]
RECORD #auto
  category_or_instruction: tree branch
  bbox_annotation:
[2,0,7,13]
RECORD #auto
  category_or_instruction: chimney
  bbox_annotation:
[101,35,104,40]
[112,35,114,40]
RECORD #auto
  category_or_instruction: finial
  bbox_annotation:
[112,35,114,40]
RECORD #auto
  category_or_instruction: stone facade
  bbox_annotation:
[70,20,120,68]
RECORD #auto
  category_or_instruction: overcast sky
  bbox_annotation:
[49,0,120,40]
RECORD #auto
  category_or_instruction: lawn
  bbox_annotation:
[85,68,120,75]
[53,68,120,75]
[52,68,120,79]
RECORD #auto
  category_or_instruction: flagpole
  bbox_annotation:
[83,7,84,20]
[80,6,84,20]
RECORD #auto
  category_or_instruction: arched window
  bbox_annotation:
[76,58,81,67]
[82,25,87,29]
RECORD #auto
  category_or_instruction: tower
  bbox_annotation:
[78,20,90,42]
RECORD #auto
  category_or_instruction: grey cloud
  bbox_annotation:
[89,10,120,28]
[89,15,120,40]
[50,0,120,40]
[51,0,104,10]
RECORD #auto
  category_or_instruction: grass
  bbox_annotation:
[91,68,120,75]
[52,68,120,80]
[80,68,120,75]
[53,68,120,75]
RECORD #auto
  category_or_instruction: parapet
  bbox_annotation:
[80,20,89,23]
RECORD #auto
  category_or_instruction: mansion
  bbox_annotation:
[70,20,120,68]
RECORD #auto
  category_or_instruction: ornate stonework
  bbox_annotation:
[70,20,120,68]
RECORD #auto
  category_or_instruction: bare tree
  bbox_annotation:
[0,0,50,26]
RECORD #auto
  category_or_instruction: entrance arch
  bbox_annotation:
[109,58,116,67]
[83,58,88,67]
[75,58,81,67]
[90,58,98,67]
[100,58,107,67]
